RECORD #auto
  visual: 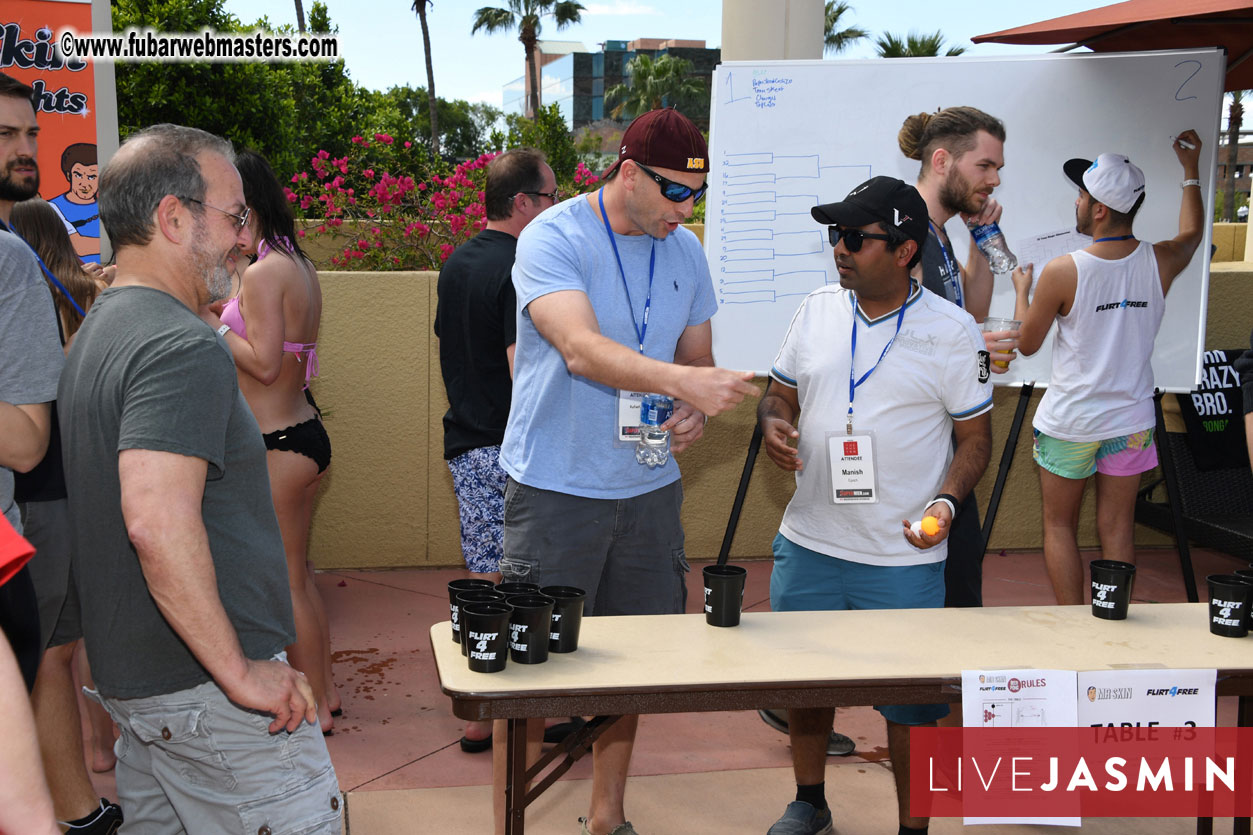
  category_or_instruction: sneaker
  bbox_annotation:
[578,818,638,835]
[766,801,834,835]
[757,710,855,756]
[61,798,123,834]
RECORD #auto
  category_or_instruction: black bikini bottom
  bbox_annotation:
[262,417,331,474]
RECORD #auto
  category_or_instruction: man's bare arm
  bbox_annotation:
[1154,128,1204,291]
[526,290,757,416]
[119,448,316,732]
[0,402,51,473]
[757,379,802,471]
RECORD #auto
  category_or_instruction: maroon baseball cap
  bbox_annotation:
[603,108,708,179]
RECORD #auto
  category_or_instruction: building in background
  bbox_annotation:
[1216,139,1253,221]
[503,38,719,131]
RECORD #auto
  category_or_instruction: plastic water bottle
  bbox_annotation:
[636,393,673,468]
[966,221,1018,274]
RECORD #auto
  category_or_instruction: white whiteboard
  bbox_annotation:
[706,50,1224,392]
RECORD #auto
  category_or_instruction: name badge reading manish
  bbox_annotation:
[827,432,877,504]
[616,389,647,443]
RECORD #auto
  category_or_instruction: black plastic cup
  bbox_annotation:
[506,594,555,664]
[462,601,513,673]
[1208,574,1252,637]
[1089,560,1135,620]
[541,585,586,653]
[457,589,506,656]
[703,564,747,627]
[1233,570,1253,629]
[448,579,495,643]
[495,581,541,598]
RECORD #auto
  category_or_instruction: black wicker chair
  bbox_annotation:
[1136,393,1253,601]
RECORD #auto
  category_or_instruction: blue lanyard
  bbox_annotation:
[1094,235,1135,243]
[847,291,908,433]
[598,188,655,353]
[929,222,963,309]
[0,222,88,317]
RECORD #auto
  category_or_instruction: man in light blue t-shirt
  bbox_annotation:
[497,108,758,835]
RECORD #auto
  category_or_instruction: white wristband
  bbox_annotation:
[928,496,957,518]
[1181,179,1201,189]
[216,323,231,337]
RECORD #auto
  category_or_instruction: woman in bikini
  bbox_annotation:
[205,150,339,733]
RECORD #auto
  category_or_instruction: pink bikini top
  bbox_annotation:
[220,236,319,383]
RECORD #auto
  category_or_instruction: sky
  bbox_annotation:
[221,0,1108,106]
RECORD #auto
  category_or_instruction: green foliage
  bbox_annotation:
[875,30,967,58]
[111,0,376,177]
[376,87,502,161]
[111,0,501,180]
[824,1,868,54]
[1214,189,1248,223]
[604,54,704,121]
[501,104,579,182]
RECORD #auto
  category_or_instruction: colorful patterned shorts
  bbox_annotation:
[447,446,507,573]
[1033,428,1157,480]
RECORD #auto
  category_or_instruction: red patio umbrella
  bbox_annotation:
[973,0,1253,91]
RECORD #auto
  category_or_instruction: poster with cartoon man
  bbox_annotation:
[49,142,99,263]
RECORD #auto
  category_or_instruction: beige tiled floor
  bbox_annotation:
[88,546,1249,833]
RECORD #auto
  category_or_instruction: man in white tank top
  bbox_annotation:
[1009,130,1204,604]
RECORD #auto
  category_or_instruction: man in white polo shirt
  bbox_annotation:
[757,176,992,835]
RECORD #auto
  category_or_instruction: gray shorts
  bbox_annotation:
[502,478,689,616]
[93,666,341,833]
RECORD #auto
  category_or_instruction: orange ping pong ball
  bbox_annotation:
[920,516,940,537]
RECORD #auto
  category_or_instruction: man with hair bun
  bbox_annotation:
[898,105,1008,611]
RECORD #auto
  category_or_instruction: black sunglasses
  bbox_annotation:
[634,162,707,204]
[519,189,561,202]
[828,226,892,252]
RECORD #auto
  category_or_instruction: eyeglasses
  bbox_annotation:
[633,162,707,204]
[519,189,560,203]
[828,226,892,252]
[184,197,251,231]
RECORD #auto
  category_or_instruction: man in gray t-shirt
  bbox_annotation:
[58,124,339,832]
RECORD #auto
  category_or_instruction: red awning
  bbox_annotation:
[974,0,1253,90]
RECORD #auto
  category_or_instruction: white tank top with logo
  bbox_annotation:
[1033,241,1165,442]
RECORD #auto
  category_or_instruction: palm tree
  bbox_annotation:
[294,0,306,33]
[471,1,584,119]
[413,0,439,156]
[875,31,966,58]
[603,54,702,121]
[824,1,867,55]
[1225,90,1245,222]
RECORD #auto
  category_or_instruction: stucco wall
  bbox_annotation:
[306,262,1251,569]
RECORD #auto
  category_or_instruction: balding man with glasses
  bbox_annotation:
[57,124,340,832]
[496,108,757,835]
[757,177,991,835]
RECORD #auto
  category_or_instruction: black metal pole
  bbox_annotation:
[717,423,764,566]
[980,383,1035,554]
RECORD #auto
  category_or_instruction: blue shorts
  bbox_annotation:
[770,533,949,725]
[447,446,507,573]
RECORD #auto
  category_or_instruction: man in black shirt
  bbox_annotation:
[434,147,556,753]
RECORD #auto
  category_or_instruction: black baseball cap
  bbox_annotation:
[811,176,928,249]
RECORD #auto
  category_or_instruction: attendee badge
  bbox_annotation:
[827,431,877,503]
[616,389,647,443]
